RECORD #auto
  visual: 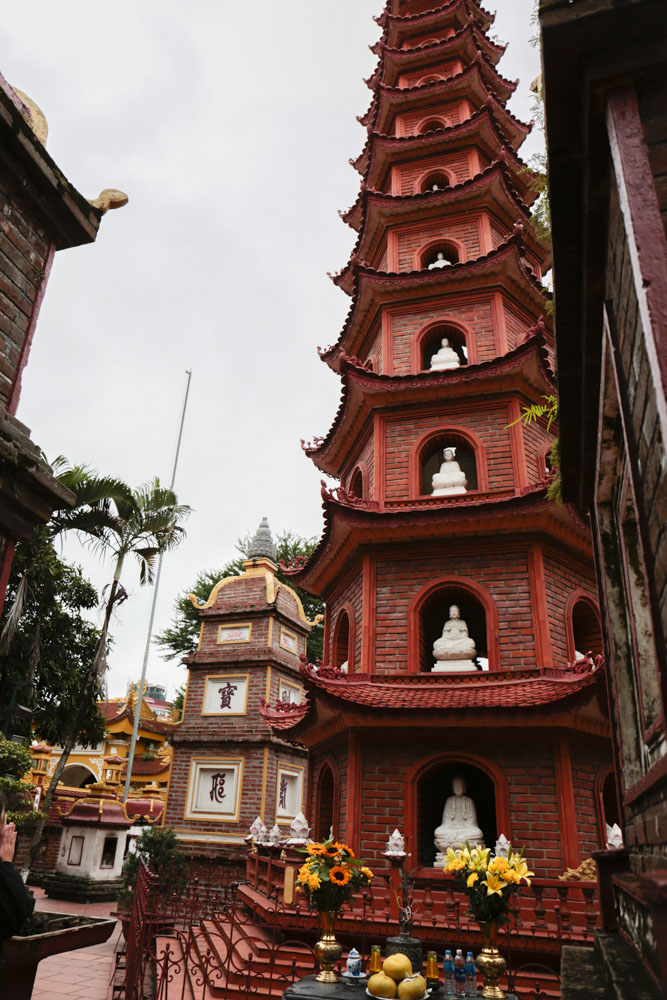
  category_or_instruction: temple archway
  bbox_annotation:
[315,763,338,840]
[409,577,499,673]
[61,764,97,788]
[414,759,499,867]
[566,594,602,659]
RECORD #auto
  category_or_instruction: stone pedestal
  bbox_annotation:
[432,659,477,672]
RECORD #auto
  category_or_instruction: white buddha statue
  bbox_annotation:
[430,338,460,371]
[433,604,477,672]
[428,251,452,270]
[431,448,467,495]
[434,775,484,864]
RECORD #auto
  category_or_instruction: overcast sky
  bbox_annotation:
[2,1,541,700]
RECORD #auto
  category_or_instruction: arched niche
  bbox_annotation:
[409,426,487,497]
[406,753,511,868]
[416,116,449,135]
[409,577,498,673]
[315,762,339,841]
[415,320,470,371]
[416,238,464,270]
[538,441,555,480]
[566,593,603,659]
[332,605,355,672]
[417,168,455,195]
[61,764,97,788]
[418,74,445,86]
[348,465,365,499]
[402,36,441,50]
[595,764,621,847]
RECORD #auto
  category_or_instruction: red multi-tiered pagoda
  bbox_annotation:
[261,0,615,884]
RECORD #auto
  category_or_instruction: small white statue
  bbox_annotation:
[268,824,283,846]
[434,775,484,864]
[431,448,467,496]
[384,828,406,856]
[433,605,477,672]
[428,251,452,270]
[495,834,511,858]
[430,337,460,371]
[247,816,268,842]
[287,811,310,845]
[606,823,623,850]
[340,660,349,674]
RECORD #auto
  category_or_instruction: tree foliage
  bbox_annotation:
[0,528,105,747]
[156,530,325,663]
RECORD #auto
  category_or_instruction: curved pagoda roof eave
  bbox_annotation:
[374,20,506,71]
[372,48,518,107]
[320,235,550,370]
[349,108,536,200]
[336,165,550,294]
[260,662,604,739]
[361,62,523,136]
[304,332,555,474]
[380,0,494,39]
[285,483,591,596]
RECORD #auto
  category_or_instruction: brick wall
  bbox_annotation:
[398,150,475,194]
[395,213,482,269]
[398,61,462,90]
[570,744,607,857]
[542,550,599,667]
[389,297,497,373]
[395,99,469,137]
[326,566,364,672]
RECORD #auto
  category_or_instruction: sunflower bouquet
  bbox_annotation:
[296,837,374,912]
[443,843,534,923]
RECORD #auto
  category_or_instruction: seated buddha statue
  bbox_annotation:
[430,338,460,371]
[431,448,467,495]
[432,604,477,672]
[434,775,484,862]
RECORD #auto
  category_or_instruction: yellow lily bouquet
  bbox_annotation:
[296,837,374,912]
[443,843,534,923]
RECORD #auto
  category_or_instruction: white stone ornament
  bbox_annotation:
[430,338,460,372]
[432,605,477,672]
[434,775,484,866]
[287,811,310,845]
[495,834,511,858]
[384,828,406,857]
[268,824,283,846]
[606,822,623,850]
[247,816,267,842]
[432,449,467,496]
[428,251,452,270]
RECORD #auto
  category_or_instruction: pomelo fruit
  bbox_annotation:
[383,953,413,981]
[368,973,398,998]
[398,974,427,1000]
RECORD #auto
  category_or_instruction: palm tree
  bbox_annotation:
[28,477,190,862]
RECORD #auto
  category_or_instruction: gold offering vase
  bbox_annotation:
[314,910,342,983]
[476,921,507,999]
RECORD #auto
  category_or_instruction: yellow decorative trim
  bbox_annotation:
[184,756,244,823]
[201,673,249,716]
[260,746,269,822]
[217,623,252,644]
[265,666,272,703]
[188,561,321,627]
[267,617,273,647]
[197,623,203,651]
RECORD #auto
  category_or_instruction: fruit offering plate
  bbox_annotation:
[365,991,431,999]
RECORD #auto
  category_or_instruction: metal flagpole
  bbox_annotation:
[123,369,192,802]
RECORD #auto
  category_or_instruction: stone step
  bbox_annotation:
[594,932,661,1000]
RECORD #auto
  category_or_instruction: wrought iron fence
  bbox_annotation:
[122,856,599,999]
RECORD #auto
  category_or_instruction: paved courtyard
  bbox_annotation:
[30,887,121,1000]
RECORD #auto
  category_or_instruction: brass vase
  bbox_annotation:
[476,921,507,999]
[314,910,342,983]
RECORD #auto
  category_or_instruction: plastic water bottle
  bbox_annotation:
[465,952,477,997]
[443,950,455,996]
[454,949,466,996]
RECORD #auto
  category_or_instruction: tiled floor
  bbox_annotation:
[29,887,121,1000]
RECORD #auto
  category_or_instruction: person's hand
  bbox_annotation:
[0,821,17,863]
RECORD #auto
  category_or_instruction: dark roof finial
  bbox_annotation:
[248,517,277,562]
